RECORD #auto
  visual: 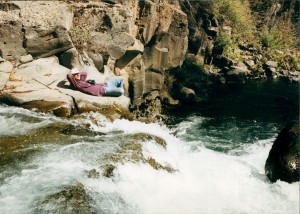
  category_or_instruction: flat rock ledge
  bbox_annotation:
[0,56,130,118]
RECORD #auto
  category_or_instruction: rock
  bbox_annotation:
[219,76,226,84]
[156,7,188,69]
[35,183,95,214]
[222,26,232,36]
[275,50,284,55]
[180,87,196,103]
[126,55,146,100]
[143,46,169,72]
[0,56,130,117]
[160,90,179,106]
[265,61,278,68]
[138,0,159,44]
[90,31,135,61]
[115,39,144,69]
[138,3,188,70]
[207,26,219,37]
[24,25,74,58]
[16,1,73,31]
[0,73,10,91]
[144,90,159,101]
[235,62,249,71]
[144,70,164,93]
[58,48,81,69]
[87,51,103,71]
[265,121,300,183]
[0,61,13,73]
[0,19,26,60]
[215,56,234,68]
[19,54,33,64]
[265,67,277,79]
[0,56,74,116]
[108,32,136,59]
[59,49,106,83]
[0,1,74,60]
[225,66,250,83]
[244,59,255,68]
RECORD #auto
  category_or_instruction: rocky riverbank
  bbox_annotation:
[0,0,299,120]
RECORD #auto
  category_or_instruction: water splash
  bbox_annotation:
[0,106,298,214]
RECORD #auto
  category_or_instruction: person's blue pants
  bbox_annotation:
[104,77,124,97]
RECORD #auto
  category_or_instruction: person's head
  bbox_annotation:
[71,68,80,80]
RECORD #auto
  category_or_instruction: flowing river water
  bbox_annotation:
[0,80,299,214]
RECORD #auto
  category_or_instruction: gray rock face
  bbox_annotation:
[151,7,188,70]
[126,56,146,100]
[24,26,74,58]
[87,51,104,71]
[138,0,159,44]
[265,121,300,183]
[0,19,26,60]
[0,1,73,60]
[143,46,169,72]
[58,48,81,69]
[144,70,164,93]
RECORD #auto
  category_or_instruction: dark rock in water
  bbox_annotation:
[180,87,196,103]
[265,67,277,79]
[225,67,250,83]
[102,164,115,178]
[35,183,96,214]
[265,121,300,183]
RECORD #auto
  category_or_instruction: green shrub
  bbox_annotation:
[214,0,255,42]
[260,18,297,50]
[214,31,232,52]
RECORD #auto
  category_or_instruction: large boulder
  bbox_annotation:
[265,121,300,183]
[0,56,130,117]
[24,26,74,58]
[0,56,74,116]
[225,66,251,84]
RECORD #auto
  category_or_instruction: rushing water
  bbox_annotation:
[0,80,299,214]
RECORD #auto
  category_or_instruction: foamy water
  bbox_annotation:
[0,105,299,214]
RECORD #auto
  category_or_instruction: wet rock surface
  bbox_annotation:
[35,183,96,214]
[265,121,300,183]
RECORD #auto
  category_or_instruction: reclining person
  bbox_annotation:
[67,68,124,97]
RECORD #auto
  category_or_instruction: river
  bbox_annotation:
[0,80,299,214]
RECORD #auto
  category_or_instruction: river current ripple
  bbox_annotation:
[0,102,299,214]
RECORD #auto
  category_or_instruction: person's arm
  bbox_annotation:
[80,72,87,81]
[67,74,77,88]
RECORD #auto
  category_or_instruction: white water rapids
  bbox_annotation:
[0,105,298,214]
